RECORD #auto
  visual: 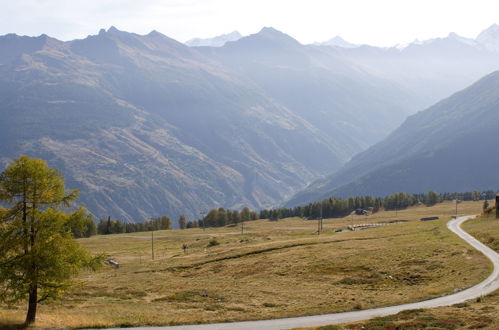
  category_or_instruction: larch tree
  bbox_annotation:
[426,190,439,206]
[0,156,100,325]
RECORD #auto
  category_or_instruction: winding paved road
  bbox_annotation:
[106,215,499,330]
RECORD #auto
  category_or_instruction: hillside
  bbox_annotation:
[0,27,419,222]
[287,71,499,205]
[199,27,423,153]
[0,28,341,221]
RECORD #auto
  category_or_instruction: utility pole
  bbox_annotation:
[317,206,323,235]
[241,220,244,235]
[320,207,323,232]
[200,211,206,231]
[454,193,461,218]
[496,193,499,218]
[151,229,155,260]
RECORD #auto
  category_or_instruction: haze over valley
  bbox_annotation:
[2,24,499,221]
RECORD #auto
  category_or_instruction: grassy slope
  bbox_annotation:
[0,201,492,329]
[303,213,499,330]
[463,213,499,253]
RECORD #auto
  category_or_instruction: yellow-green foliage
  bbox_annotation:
[0,156,101,325]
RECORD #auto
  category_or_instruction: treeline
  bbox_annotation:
[261,196,383,221]
[260,190,498,221]
[96,216,173,235]
[200,207,259,228]
[91,207,261,235]
[73,189,497,236]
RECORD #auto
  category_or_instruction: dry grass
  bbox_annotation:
[0,201,492,329]
[301,291,498,330]
[301,209,499,330]
[463,213,499,253]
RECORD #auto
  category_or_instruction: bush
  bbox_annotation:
[207,239,220,247]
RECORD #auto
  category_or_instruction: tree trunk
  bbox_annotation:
[25,283,37,325]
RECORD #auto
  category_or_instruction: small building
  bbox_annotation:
[355,208,368,215]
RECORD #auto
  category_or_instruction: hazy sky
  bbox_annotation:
[2,0,499,46]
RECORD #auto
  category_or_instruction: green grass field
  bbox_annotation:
[0,201,493,329]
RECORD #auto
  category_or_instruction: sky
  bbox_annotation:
[2,0,499,46]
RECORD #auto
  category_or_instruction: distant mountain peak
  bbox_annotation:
[330,36,349,43]
[446,32,477,46]
[147,30,163,37]
[481,23,499,33]
[399,32,477,51]
[252,27,301,45]
[225,30,242,38]
[259,26,279,34]
[257,27,291,39]
[477,23,499,52]
[96,26,126,38]
[108,26,120,33]
[3,33,19,40]
[185,30,242,47]
[218,27,301,50]
[315,36,358,48]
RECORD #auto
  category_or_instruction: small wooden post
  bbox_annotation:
[318,207,322,235]
[151,229,155,260]
[496,194,499,218]
[200,212,206,232]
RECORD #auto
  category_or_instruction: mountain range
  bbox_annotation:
[319,24,499,107]
[0,27,413,221]
[312,24,499,51]
[2,25,499,222]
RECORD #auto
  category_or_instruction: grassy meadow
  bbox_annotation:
[0,200,494,329]
[301,212,499,330]
[463,213,499,253]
